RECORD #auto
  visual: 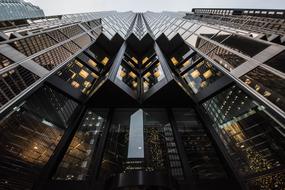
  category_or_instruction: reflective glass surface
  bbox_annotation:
[57,59,99,95]
[203,85,285,188]
[0,85,78,190]
[173,108,228,181]
[183,60,223,94]
[241,67,285,112]
[143,62,165,93]
[53,109,108,180]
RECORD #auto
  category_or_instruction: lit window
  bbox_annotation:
[84,81,91,88]
[255,84,261,91]
[182,60,190,67]
[129,71,137,79]
[71,81,80,88]
[144,72,151,78]
[154,70,160,78]
[131,57,138,64]
[200,81,207,88]
[120,70,126,78]
[142,57,149,64]
[264,91,271,97]
[79,69,89,79]
[132,81,138,88]
[75,60,83,67]
[101,57,109,65]
[91,72,98,79]
[203,70,213,79]
[190,70,200,78]
[143,81,149,88]
[171,57,178,65]
[87,59,97,67]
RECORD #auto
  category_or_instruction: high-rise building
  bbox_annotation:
[0,0,44,22]
[0,8,284,190]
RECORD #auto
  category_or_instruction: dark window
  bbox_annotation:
[263,50,285,73]
[172,108,228,181]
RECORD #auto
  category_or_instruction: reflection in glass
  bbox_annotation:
[183,60,223,94]
[9,33,57,56]
[144,109,184,180]
[60,25,84,38]
[143,62,165,93]
[0,66,39,108]
[241,67,285,112]
[72,34,94,48]
[0,85,77,190]
[32,46,73,70]
[100,109,184,181]
[0,53,13,69]
[173,108,227,180]
[57,59,99,95]
[53,109,107,180]
[221,34,269,57]
[195,26,219,38]
[117,64,138,92]
[207,45,247,71]
[203,85,285,189]
[100,109,135,180]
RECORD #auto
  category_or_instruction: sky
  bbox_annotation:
[26,0,285,16]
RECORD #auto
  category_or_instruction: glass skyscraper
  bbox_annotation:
[0,0,44,21]
[0,8,284,190]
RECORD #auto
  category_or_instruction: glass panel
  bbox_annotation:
[207,45,247,71]
[0,85,78,190]
[172,108,228,181]
[186,34,200,48]
[263,50,285,74]
[203,85,285,188]
[9,33,57,56]
[60,25,84,38]
[143,62,165,93]
[0,53,13,69]
[53,109,108,180]
[181,22,194,30]
[57,59,99,95]
[100,109,184,181]
[116,63,138,93]
[63,41,81,54]
[32,46,73,70]
[0,66,39,108]
[247,171,285,190]
[100,108,136,180]
[143,109,184,180]
[211,31,231,43]
[240,67,285,112]
[179,53,202,73]
[221,34,269,57]
[47,29,68,42]
[194,26,220,39]
[72,34,94,48]
[183,60,224,94]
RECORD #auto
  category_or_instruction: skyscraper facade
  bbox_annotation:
[0,0,44,21]
[0,8,284,190]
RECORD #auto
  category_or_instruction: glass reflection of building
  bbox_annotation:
[0,7,284,190]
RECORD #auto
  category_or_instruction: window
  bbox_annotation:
[53,109,108,180]
[203,85,285,182]
[240,67,285,112]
